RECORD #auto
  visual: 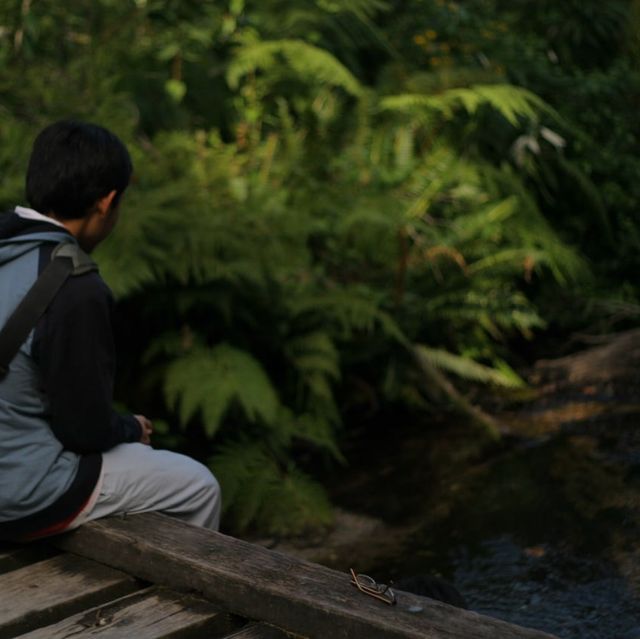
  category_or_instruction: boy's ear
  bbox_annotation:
[95,190,118,217]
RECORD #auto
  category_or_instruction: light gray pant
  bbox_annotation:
[78,443,221,531]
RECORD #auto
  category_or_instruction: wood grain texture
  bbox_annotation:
[0,543,57,574]
[14,587,237,639]
[54,513,559,639]
[223,624,291,639]
[0,554,139,637]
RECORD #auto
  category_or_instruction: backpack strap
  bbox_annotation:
[0,242,97,379]
[52,242,97,275]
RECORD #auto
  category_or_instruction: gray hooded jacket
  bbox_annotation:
[0,210,140,540]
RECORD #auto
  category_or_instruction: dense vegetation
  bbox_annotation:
[0,0,637,535]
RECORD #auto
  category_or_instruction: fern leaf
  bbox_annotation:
[164,343,279,435]
[272,406,342,460]
[227,39,362,96]
[452,197,518,243]
[286,331,341,380]
[289,288,408,344]
[211,440,280,530]
[414,344,525,388]
[466,248,546,277]
[380,84,553,127]
[261,466,334,535]
[410,346,502,440]
[447,84,544,125]
[211,440,333,535]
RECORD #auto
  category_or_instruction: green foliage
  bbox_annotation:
[380,83,549,127]
[211,439,333,535]
[382,0,639,307]
[289,288,408,344]
[227,39,363,96]
[164,344,280,437]
[414,345,525,389]
[0,0,635,536]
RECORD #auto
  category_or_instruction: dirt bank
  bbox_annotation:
[253,329,640,574]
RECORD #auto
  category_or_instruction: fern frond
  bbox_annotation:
[289,288,408,344]
[211,440,333,535]
[227,39,363,96]
[211,440,281,530]
[452,197,517,243]
[380,84,553,127]
[445,84,547,126]
[164,343,279,436]
[482,169,590,285]
[410,346,502,440]
[273,406,343,460]
[466,248,547,277]
[286,331,341,381]
[423,286,546,340]
[262,466,334,535]
[414,344,525,388]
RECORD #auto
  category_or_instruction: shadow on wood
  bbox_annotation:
[54,512,559,639]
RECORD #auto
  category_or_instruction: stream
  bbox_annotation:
[305,333,640,639]
[366,407,640,638]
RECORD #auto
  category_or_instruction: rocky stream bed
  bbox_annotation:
[257,328,640,639]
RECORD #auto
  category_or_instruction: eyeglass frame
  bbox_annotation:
[350,568,397,605]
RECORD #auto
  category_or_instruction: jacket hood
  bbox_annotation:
[0,210,74,268]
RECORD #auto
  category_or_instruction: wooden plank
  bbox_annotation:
[0,554,139,637]
[223,624,291,639]
[55,513,559,639]
[0,543,57,574]
[15,587,239,639]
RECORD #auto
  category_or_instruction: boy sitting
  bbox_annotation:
[0,120,220,541]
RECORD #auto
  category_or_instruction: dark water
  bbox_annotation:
[337,401,640,638]
[451,537,640,638]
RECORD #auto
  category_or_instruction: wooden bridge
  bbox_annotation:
[0,512,559,639]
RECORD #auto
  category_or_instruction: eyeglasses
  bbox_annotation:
[350,568,397,605]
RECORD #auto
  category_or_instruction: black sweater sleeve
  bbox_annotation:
[32,268,141,454]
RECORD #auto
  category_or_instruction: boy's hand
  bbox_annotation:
[134,414,153,445]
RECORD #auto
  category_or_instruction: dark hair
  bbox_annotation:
[26,120,133,219]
